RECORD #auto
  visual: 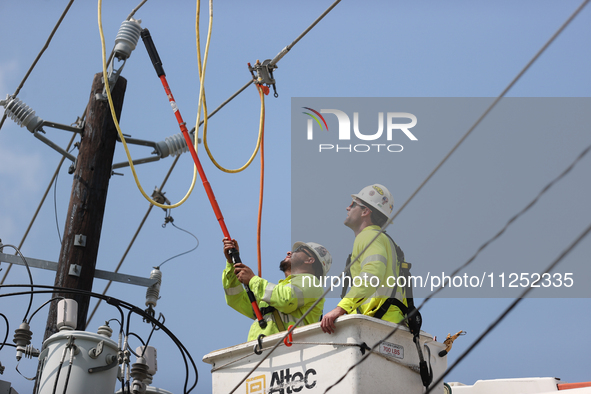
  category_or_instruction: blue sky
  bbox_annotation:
[1,1,590,393]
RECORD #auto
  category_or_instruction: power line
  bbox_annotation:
[87,0,344,327]
[325,141,591,392]
[189,0,343,133]
[324,139,591,391]
[230,0,591,388]
[0,133,77,285]
[85,155,182,328]
[426,219,591,393]
[0,0,76,132]
[0,284,199,394]
[126,0,148,21]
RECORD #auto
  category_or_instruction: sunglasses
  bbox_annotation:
[294,245,314,259]
[350,201,369,210]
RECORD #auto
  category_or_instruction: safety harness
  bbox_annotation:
[260,306,287,332]
[341,231,432,389]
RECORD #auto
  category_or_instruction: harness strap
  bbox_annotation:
[272,309,286,332]
[260,306,286,332]
[340,254,352,299]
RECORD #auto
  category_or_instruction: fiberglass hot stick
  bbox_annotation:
[139,28,267,329]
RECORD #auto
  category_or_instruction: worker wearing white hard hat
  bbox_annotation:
[321,184,408,334]
[223,238,332,341]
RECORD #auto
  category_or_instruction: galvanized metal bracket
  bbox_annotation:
[0,252,158,288]
[69,264,82,277]
[74,234,87,247]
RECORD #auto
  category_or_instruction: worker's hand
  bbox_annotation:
[320,306,347,334]
[223,237,239,262]
[234,263,255,285]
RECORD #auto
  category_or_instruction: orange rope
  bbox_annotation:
[256,85,267,277]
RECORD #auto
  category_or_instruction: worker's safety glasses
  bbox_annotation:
[350,200,368,210]
[294,245,314,259]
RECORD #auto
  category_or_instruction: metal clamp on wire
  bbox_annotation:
[248,60,279,97]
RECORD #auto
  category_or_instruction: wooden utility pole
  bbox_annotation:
[43,73,127,340]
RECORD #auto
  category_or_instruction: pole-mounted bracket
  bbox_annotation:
[69,264,82,277]
[74,234,87,247]
[0,252,158,288]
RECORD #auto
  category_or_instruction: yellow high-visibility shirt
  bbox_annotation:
[338,225,407,323]
[222,261,325,341]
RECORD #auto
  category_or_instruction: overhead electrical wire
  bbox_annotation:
[0,313,9,352]
[0,244,35,324]
[194,0,212,155]
[201,86,265,173]
[1,0,146,286]
[88,0,340,324]
[85,156,181,328]
[0,134,76,285]
[126,0,148,21]
[232,138,591,394]
[0,284,198,394]
[53,144,77,245]
[157,219,200,269]
[5,1,585,392]
[0,0,75,132]
[228,0,591,389]
[425,220,591,393]
[3,1,585,392]
[97,0,214,210]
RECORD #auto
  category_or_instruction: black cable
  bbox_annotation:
[51,352,65,394]
[0,0,76,132]
[1,244,35,323]
[142,313,164,357]
[106,317,123,335]
[429,143,591,300]
[426,220,591,393]
[126,332,147,357]
[62,349,74,394]
[0,313,9,352]
[0,285,198,393]
[0,133,76,286]
[27,297,64,324]
[324,141,591,392]
[0,342,17,348]
[54,168,62,245]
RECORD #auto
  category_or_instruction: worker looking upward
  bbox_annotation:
[223,238,332,341]
[321,184,407,334]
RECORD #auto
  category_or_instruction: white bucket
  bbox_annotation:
[203,314,447,394]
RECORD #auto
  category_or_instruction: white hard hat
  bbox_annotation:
[292,241,332,276]
[352,184,394,218]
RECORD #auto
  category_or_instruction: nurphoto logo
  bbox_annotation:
[302,107,417,153]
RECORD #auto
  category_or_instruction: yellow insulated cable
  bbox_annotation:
[194,0,263,173]
[202,87,264,173]
[97,0,213,209]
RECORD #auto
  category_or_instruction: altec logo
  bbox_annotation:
[302,107,418,153]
